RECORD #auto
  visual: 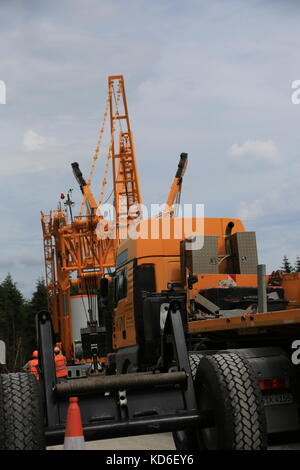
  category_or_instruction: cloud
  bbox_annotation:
[0,259,15,270]
[236,165,300,223]
[2,150,64,176]
[228,140,281,165]
[237,199,264,220]
[2,136,83,176]
[22,129,54,152]
[18,253,43,267]
[0,0,300,294]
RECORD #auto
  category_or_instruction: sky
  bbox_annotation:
[0,0,300,297]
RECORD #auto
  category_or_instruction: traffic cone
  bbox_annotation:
[64,397,85,450]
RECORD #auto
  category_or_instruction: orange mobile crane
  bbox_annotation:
[40,75,185,368]
[4,75,300,450]
[41,75,142,365]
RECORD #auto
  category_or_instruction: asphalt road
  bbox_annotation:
[48,433,175,450]
[48,432,300,450]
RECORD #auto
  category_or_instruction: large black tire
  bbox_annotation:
[195,352,267,449]
[173,352,267,450]
[0,373,45,450]
[189,353,203,379]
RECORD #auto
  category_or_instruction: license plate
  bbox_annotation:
[263,392,293,406]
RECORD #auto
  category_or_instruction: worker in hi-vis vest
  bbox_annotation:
[54,346,68,382]
[23,350,40,380]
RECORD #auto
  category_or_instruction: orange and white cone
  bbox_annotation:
[64,397,85,450]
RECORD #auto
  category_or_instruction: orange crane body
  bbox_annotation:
[41,75,142,361]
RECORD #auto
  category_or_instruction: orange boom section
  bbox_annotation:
[41,75,141,362]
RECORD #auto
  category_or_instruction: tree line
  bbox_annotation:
[0,274,47,372]
[281,256,300,274]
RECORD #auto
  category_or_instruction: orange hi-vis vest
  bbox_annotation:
[29,359,39,380]
[54,354,68,378]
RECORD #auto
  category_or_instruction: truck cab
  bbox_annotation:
[112,216,265,372]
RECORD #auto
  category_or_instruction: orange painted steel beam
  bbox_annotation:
[188,308,300,334]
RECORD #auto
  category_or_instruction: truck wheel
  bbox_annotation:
[194,352,267,450]
[173,352,267,450]
[189,353,204,379]
[172,353,203,450]
[0,373,45,450]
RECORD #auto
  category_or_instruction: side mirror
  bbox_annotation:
[0,340,6,365]
[188,273,198,290]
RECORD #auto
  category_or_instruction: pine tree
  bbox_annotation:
[25,279,48,355]
[295,257,300,273]
[281,255,293,273]
[0,276,49,372]
[30,278,48,313]
[0,274,27,371]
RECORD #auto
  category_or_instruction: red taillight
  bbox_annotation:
[258,378,286,391]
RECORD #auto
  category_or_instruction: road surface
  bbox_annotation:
[48,432,300,450]
[48,433,175,450]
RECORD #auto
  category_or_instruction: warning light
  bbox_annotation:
[60,193,65,199]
